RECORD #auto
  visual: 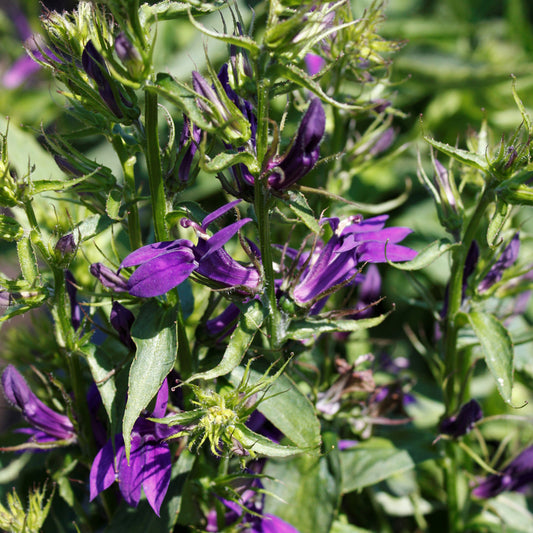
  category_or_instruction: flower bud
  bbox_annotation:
[114,32,144,81]
[267,98,326,190]
[192,71,251,146]
[110,301,135,350]
[90,263,128,292]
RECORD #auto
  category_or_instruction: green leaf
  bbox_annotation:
[425,137,489,172]
[465,311,514,405]
[388,238,459,271]
[340,438,416,493]
[106,188,123,221]
[262,450,341,533]
[230,360,321,450]
[200,150,258,174]
[282,190,320,234]
[141,0,225,23]
[31,175,89,194]
[123,302,178,460]
[74,214,113,242]
[83,338,129,434]
[285,313,389,342]
[187,299,265,382]
[237,424,303,457]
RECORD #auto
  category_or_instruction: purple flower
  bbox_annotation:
[473,445,533,499]
[89,381,177,515]
[479,233,520,292]
[290,215,416,306]
[1,365,76,448]
[440,399,483,438]
[121,200,260,297]
[267,98,326,191]
[90,263,128,292]
[3,55,41,89]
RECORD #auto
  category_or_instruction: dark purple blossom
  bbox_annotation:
[479,233,520,292]
[267,98,326,191]
[1,365,76,448]
[121,200,260,298]
[90,380,177,515]
[55,233,76,256]
[290,215,416,306]
[440,399,483,438]
[473,445,533,499]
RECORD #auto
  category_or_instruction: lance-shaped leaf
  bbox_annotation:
[487,199,510,248]
[387,238,459,271]
[285,312,389,342]
[425,137,489,172]
[465,311,515,405]
[187,299,265,382]
[123,301,177,460]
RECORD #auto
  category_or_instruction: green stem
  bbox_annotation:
[111,135,142,250]
[442,187,492,532]
[254,80,281,350]
[443,188,492,413]
[144,89,168,242]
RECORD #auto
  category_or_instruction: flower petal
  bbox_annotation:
[201,218,252,260]
[90,437,120,500]
[120,240,192,269]
[141,441,172,516]
[127,249,197,297]
[356,242,417,263]
[117,436,144,507]
[202,199,242,230]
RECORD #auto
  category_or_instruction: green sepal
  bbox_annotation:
[236,423,304,457]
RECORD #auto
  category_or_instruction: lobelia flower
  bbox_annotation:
[473,445,533,499]
[288,214,416,307]
[177,115,202,184]
[121,200,260,298]
[89,380,177,515]
[305,53,326,75]
[440,399,483,438]
[1,365,76,449]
